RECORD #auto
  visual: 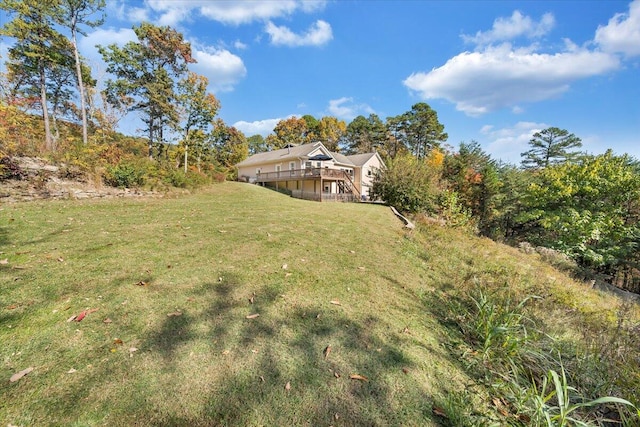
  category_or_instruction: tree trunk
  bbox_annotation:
[184,143,188,173]
[40,64,54,151]
[71,24,88,145]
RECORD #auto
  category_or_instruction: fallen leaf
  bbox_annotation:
[259,375,265,382]
[323,345,332,360]
[285,381,291,391]
[167,311,182,317]
[432,405,447,418]
[222,350,230,355]
[66,314,77,322]
[9,367,34,383]
[75,311,87,322]
[7,304,17,310]
[249,296,254,304]
[218,230,227,233]
[330,300,341,306]
[246,313,260,319]
[103,318,112,324]
[334,371,341,378]
[402,367,410,374]
[349,374,368,382]
[285,272,292,277]
[0,258,8,264]
[135,281,147,286]
[349,250,355,254]
[129,347,138,353]
[358,266,366,270]
[67,368,77,374]
[57,257,64,262]
[281,264,288,270]
[113,338,124,345]
[492,397,509,416]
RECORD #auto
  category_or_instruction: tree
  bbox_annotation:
[1,0,72,151]
[517,151,640,281]
[521,127,582,169]
[387,103,447,159]
[266,116,308,150]
[302,114,319,141]
[98,22,195,158]
[317,116,346,152]
[247,134,268,155]
[176,72,220,172]
[209,120,248,177]
[442,142,499,233]
[345,114,387,155]
[57,0,105,145]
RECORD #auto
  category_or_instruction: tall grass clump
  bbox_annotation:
[428,283,639,426]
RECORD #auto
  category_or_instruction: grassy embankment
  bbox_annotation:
[1,182,638,426]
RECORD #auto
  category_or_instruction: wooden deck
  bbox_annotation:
[255,168,353,182]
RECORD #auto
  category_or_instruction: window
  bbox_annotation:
[276,164,281,177]
[316,162,321,167]
[367,169,372,177]
[305,161,312,169]
[290,162,295,176]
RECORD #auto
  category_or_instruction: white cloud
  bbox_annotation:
[462,11,555,46]
[127,7,149,22]
[191,47,247,93]
[595,0,640,57]
[79,27,137,70]
[135,0,327,26]
[233,118,283,136]
[327,97,375,120]
[234,40,248,50]
[403,43,619,116]
[481,121,547,164]
[265,20,332,47]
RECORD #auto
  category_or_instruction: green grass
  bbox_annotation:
[1,182,638,426]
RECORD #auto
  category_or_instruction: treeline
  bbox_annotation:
[366,123,640,294]
[0,1,247,186]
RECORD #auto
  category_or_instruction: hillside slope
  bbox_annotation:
[1,183,638,426]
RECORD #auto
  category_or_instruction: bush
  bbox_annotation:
[371,153,440,213]
[166,169,211,189]
[104,162,145,188]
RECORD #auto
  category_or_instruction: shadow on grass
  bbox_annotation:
[133,275,435,425]
[9,272,444,426]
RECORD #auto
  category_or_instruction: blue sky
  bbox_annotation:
[4,0,640,163]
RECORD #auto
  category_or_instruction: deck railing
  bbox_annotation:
[255,167,352,182]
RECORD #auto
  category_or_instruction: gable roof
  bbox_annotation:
[236,142,328,167]
[346,152,379,167]
[236,141,384,170]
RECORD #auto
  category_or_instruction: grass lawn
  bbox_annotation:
[1,182,638,426]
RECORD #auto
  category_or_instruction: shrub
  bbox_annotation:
[104,162,145,188]
[371,153,440,213]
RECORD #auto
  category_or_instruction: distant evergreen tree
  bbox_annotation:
[521,127,582,169]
